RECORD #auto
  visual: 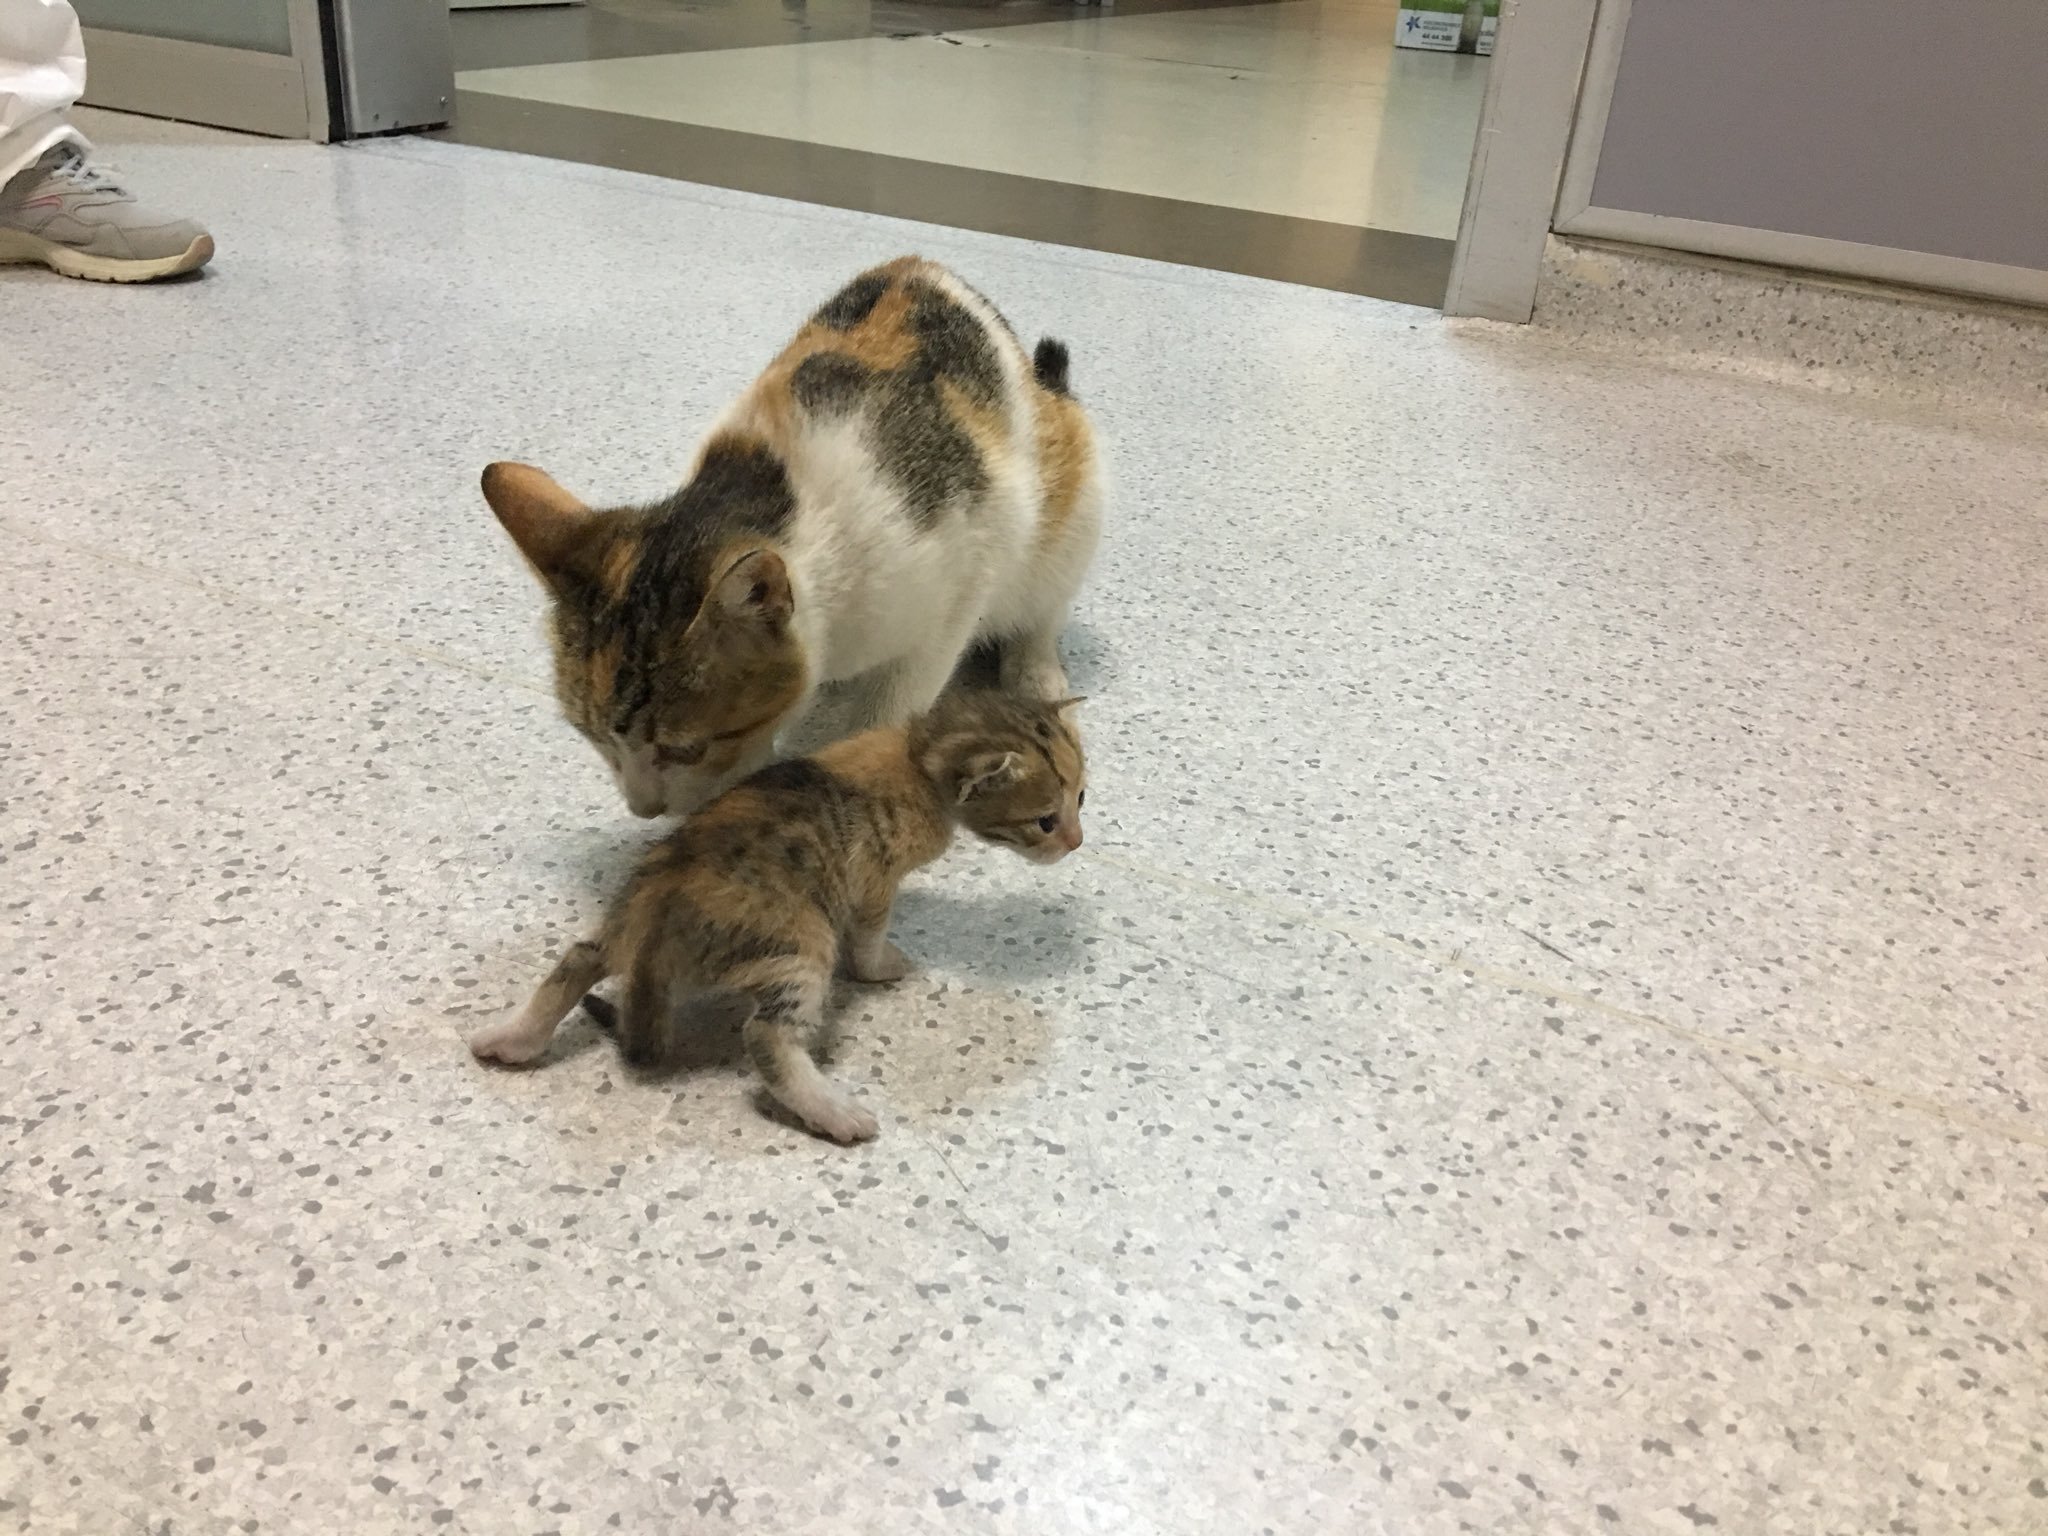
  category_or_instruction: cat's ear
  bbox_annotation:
[482,463,600,588]
[711,548,794,626]
[956,750,1025,803]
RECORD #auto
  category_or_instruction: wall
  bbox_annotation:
[1585,0,2048,275]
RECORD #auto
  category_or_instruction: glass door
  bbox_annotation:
[74,0,453,142]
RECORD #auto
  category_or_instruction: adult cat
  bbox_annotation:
[481,256,1102,818]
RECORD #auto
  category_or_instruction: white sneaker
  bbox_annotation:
[0,144,214,283]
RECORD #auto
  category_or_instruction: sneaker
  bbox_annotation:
[0,144,213,283]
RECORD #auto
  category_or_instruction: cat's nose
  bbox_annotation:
[1063,823,1083,852]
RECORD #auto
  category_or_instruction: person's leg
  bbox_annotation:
[0,0,214,282]
[0,0,83,180]
[0,0,84,182]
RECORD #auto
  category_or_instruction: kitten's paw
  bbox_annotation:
[848,940,913,985]
[804,1096,880,1144]
[469,1018,550,1065]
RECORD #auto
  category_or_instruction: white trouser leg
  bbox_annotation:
[0,0,88,187]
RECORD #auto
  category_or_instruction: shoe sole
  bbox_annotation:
[0,230,214,283]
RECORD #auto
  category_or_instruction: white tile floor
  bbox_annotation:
[5,114,2048,1534]
[458,0,1489,238]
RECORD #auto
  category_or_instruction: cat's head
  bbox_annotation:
[481,452,809,818]
[915,691,1087,864]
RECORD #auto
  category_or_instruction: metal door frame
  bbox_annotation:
[1442,0,1600,320]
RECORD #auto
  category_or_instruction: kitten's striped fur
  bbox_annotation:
[482,257,1102,818]
[469,691,1087,1143]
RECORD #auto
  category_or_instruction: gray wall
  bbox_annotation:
[1589,0,2048,273]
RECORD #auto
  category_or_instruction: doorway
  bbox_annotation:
[447,0,1495,307]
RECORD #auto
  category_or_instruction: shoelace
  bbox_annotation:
[47,146,128,197]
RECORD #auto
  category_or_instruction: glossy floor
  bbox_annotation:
[4,112,2047,1535]
[446,0,1482,303]
[458,0,1487,238]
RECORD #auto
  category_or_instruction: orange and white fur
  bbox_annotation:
[480,256,1104,818]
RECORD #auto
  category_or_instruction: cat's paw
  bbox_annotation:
[999,653,1070,702]
[469,1017,550,1065]
[804,1096,881,1144]
[848,940,913,985]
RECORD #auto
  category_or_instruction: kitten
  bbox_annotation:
[468,691,1088,1143]
[481,256,1103,819]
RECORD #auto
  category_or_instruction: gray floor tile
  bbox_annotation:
[5,119,2047,1534]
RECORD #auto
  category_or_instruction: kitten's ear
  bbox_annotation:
[482,462,599,587]
[712,548,793,626]
[956,750,1025,804]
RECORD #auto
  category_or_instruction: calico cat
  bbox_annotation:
[482,256,1103,819]
[468,690,1088,1143]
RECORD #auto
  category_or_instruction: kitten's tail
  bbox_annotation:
[1032,337,1072,397]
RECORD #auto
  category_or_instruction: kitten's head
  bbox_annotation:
[915,691,1088,864]
[482,451,808,818]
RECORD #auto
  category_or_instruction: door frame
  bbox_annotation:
[1441,0,1600,320]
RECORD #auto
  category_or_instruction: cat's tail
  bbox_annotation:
[1032,337,1072,397]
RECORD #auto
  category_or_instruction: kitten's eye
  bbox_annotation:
[1037,814,1059,834]
[655,742,706,768]
[1078,790,1086,809]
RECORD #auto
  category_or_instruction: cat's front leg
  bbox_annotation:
[859,624,981,730]
[996,625,1071,701]
[777,681,861,758]
[843,895,912,983]
[471,938,609,1065]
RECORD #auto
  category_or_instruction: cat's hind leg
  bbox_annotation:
[471,938,609,1065]
[858,617,983,731]
[997,440,1103,699]
[734,958,878,1144]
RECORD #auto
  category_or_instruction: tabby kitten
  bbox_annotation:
[482,256,1103,819]
[469,690,1088,1144]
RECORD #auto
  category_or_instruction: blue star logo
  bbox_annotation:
[1405,13,1420,28]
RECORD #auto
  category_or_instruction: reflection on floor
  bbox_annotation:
[460,0,1485,238]
[451,0,1287,69]
[448,0,1484,303]
[10,109,2047,1535]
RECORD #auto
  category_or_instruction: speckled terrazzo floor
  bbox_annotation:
[5,114,2048,1536]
